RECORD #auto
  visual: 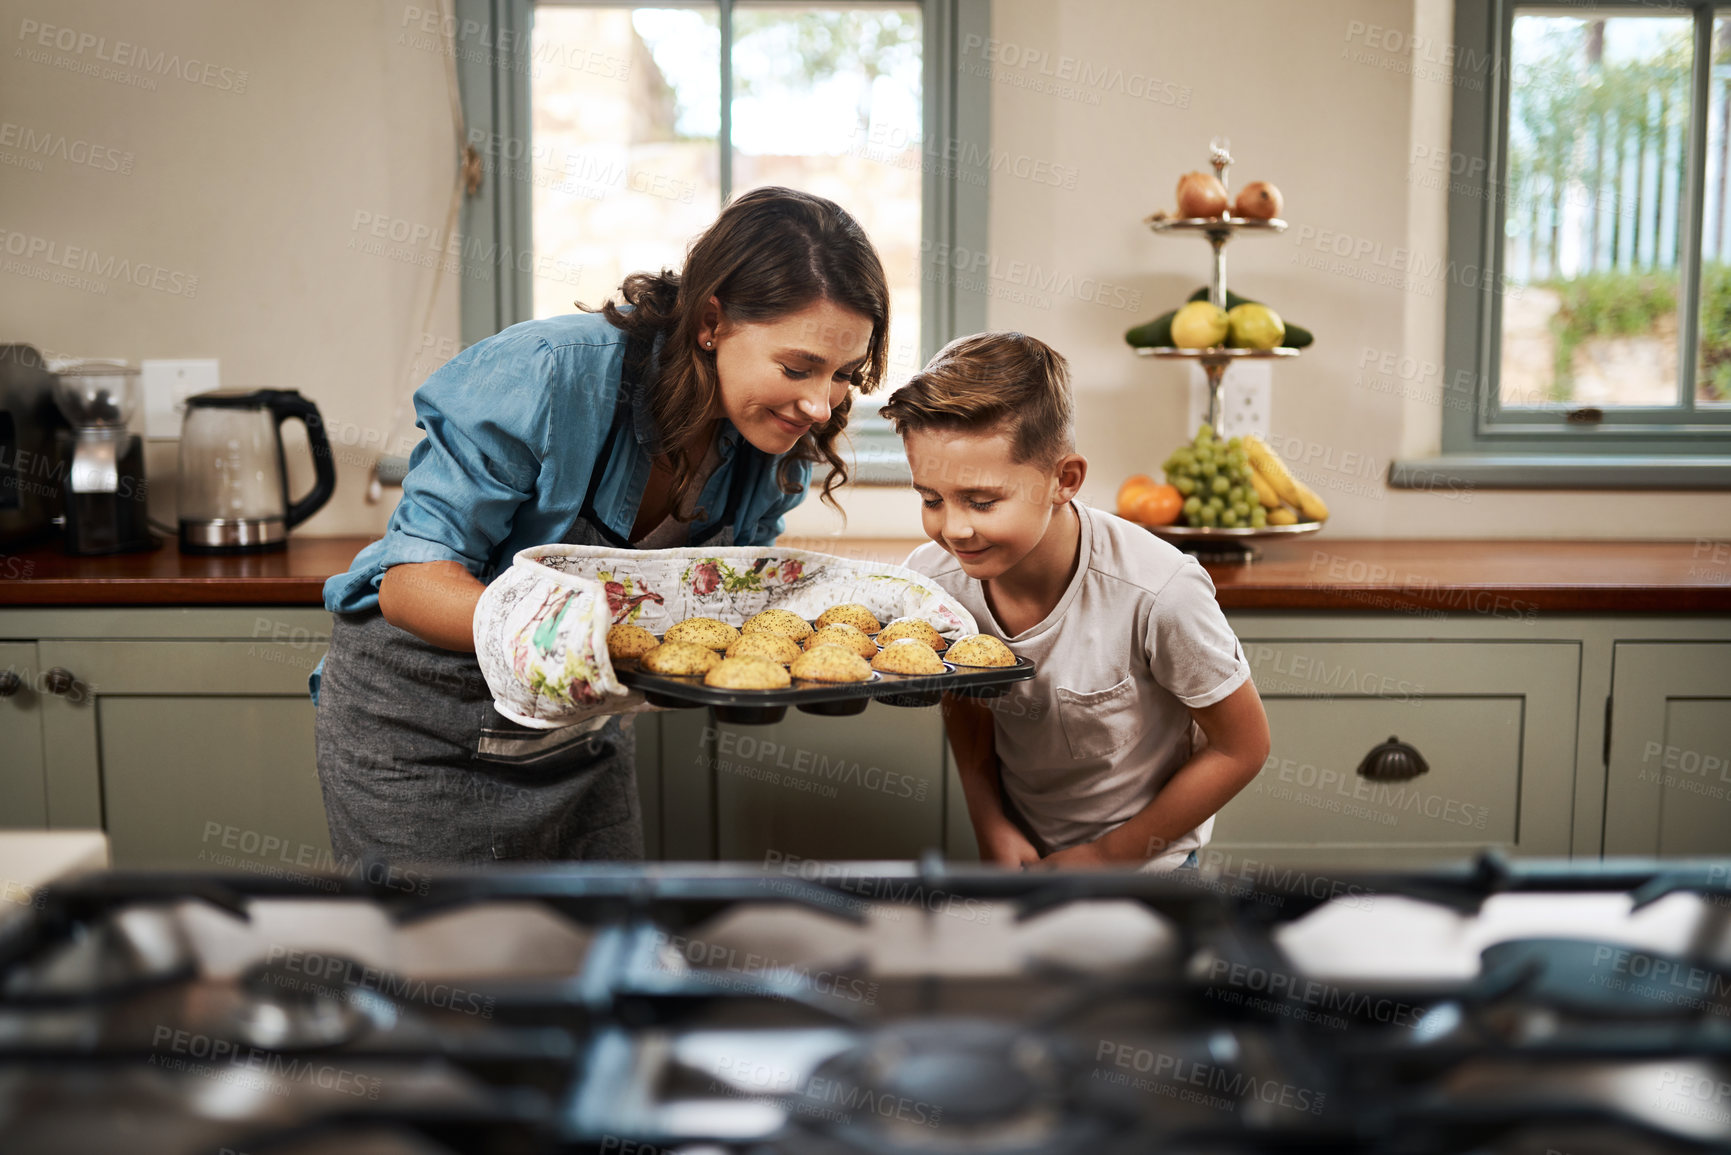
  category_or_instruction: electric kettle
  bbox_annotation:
[177,389,335,553]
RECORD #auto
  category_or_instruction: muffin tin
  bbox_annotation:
[616,627,1035,725]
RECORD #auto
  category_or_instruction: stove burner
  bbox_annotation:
[1480,939,1731,1020]
[230,956,394,1050]
[1,906,194,1002]
[8,858,1731,1155]
[794,1019,1095,1153]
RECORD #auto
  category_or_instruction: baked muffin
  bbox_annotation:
[946,634,1017,668]
[606,623,659,661]
[871,638,947,675]
[640,640,722,677]
[815,603,881,633]
[790,645,873,683]
[740,607,814,641]
[726,632,801,664]
[663,616,740,651]
[876,617,945,651]
[803,623,878,660]
[703,655,792,690]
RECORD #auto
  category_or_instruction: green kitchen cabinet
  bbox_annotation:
[638,701,953,864]
[1603,643,1731,857]
[4,607,676,871]
[0,642,48,828]
[712,702,950,862]
[22,608,335,869]
[8,605,1730,869]
[1210,640,1580,866]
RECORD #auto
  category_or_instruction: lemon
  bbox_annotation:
[1227,303,1285,350]
[1171,301,1229,349]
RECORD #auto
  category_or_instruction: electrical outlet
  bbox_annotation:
[1187,360,1271,440]
[141,359,219,438]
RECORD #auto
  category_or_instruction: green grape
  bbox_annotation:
[1182,495,1202,517]
[1174,476,1197,496]
[1207,495,1225,511]
[1227,436,1243,450]
[1250,507,1268,528]
[1175,448,1196,467]
[1210,475,1230,495]
[1232,501,1251,520]
[1197,506,1219,527]
[1195,422,1215,442]
[1199,461,1218,480]
[1226,450,1247,470]
[1227,485,1245,505]
[1221,509,1241,527]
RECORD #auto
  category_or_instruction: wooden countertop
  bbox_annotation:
[1,535,1727,612]
[0,536,370,606]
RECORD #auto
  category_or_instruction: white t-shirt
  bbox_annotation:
[905,501,1251,871]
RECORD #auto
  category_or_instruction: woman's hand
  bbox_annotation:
[378,560,487,652]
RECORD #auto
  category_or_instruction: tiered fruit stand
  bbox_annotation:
[1137,138,1321,561]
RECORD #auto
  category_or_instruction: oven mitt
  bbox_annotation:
[474,543,979,729]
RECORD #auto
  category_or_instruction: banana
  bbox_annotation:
[1245,434,1329,523]
[1267,507,1298,526]
[1246,467,1281,510]
[1244,435,1301,505]
[1293,481,1330,523]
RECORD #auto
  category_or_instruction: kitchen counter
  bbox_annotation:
[0,536,368,606]
[0,535,1726,612]
[773,536,1731,613]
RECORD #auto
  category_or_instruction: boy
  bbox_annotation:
[881,332,1269,870]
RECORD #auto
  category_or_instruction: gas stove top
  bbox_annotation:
[5,855,1731,1154]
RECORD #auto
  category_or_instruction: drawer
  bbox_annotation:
[1213,641,1580,866]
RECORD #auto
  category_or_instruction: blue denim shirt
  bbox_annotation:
[313,312,808,697]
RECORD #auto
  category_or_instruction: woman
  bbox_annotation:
[314,186,890,866]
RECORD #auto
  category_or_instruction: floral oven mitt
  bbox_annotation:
[473,544,978,729]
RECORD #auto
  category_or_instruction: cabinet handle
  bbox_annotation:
[42,668,78,696]
[1357,735,1429,782]
[0,670,20,698]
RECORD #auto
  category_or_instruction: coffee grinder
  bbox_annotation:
[51,360,158,555]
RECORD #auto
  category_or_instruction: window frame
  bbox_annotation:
[453,0,989,484]
[1394,0,1731,490]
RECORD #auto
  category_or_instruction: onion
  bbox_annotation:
[1175,171,1228,219]
[1233,181,1283,220]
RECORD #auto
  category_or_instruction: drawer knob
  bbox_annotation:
[0,669,20,698]
[1357,735,1429,782]
[42,668,78,696]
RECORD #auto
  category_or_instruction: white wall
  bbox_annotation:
[789,0,1731,541]
[5,0,1723,546]
[0,0,459,537]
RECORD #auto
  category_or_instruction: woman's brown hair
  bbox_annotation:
[591,186,890,515]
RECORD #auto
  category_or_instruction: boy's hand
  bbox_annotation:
[979,826,1043,870]
[1039,839,1112,869]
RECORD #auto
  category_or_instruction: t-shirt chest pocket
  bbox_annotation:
[1055,674,1140,762]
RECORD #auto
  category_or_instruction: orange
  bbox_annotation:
[1116,474,1156,517]
[1127,483,1183,527]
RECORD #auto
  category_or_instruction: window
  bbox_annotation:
[1401,0,1731,488]
[454,0,987,483]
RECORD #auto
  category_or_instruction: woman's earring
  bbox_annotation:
[704,339,714,350]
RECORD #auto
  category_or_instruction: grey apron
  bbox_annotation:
[314,332,755,867]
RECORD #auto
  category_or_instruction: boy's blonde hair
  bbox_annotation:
[880,331,1074,465]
